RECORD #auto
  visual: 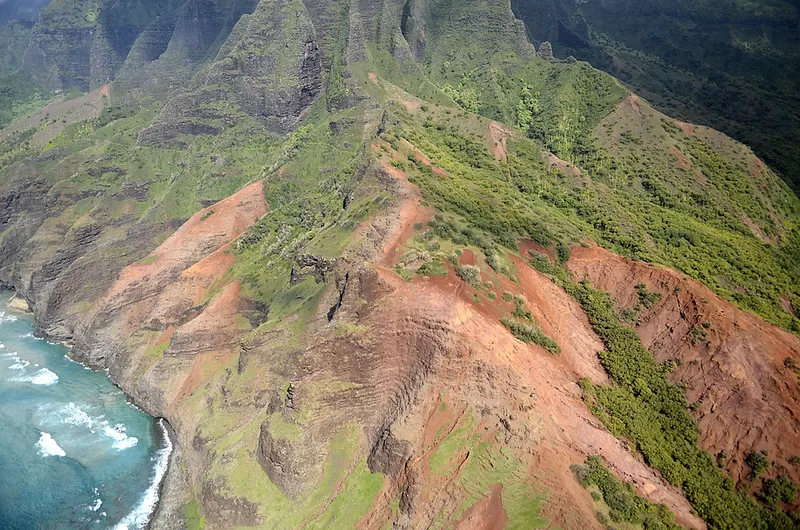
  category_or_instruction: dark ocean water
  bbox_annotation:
[0,292,171,530]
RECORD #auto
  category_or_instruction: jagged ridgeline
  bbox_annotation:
[1,0,799,528]
[510,0,800,192]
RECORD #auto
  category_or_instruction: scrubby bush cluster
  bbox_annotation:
[569,280,799,529]
[572,455,680,529]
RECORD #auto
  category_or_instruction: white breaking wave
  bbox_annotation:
[89,488,104,513]
[104,423,138,450]
[36,432,66,457]
[2,315,18,323]
[14,368,59,385]
[60,402,96,432]
[58,402,138,449]
[3,351,27,370]
[9,354,30,370]
[113,419,173,530]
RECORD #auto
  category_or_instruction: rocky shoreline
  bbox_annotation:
[5,289,186,529]
[150,421,189,530]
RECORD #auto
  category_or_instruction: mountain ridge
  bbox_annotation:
[0,0,799,528]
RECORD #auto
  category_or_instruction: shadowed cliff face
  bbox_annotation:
[0,0,50,25]
[22,0,260,91]
[2,0,800,528]
[510,0,800,193]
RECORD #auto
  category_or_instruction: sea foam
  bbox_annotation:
[113,420,172,529]
[58,402,138,449]
[15,368,59,385]
[104,423,138,451]
[36,432,66,457]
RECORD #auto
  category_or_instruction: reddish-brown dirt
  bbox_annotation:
[78,180,267,418]
[544,152,581,176]
[454,485,508,529]
[669,146,693,169]
[357,257,703,529]
[675,121,696,136]
[625,94,643,117]
[343,174,702,527]
[518,239,556,264]
[567,245,800,485]
[748,156,769,190]
[344,160,701,526]
[375,159,434,267]
[739,214,773,244]
[489,121,514,163]
[413,150,449,176]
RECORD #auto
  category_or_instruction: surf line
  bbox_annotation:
[113,418,174,530]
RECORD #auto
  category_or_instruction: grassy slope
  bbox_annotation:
[510,0,800,193]
[1,0,799,527]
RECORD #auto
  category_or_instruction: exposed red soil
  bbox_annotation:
[368,72,378,85]
[454,485,508,529]
[413,150,449,176]
[669,146,693,170]
[781,296,798,318]
[346,163,700,525]
[567,245,800,486]
[348,189,701,527]
[174,281,242,400]
[740,215,773,244]
[79,180,266,416]
[675,121,696,136]
[748,156,769,190]
[362,257,703,529]
[489,121,514,163]
[518,239,556,264]
[375,159,434,267]
[624,94,643,117]
[544,152,581,176]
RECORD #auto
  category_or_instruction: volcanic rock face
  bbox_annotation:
[138,0,322,144]
[2,0,800,528]
[567,246,800,486]
[73,181,266,412]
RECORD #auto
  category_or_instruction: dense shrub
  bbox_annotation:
[500,317,560,354]
[569,280,798,529]
[572,456,681,529]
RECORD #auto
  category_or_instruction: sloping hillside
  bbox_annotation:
[0,0,798,528]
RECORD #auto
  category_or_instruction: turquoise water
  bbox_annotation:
[0,292,171,529]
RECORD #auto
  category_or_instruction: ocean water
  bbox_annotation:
[0,292,172,530]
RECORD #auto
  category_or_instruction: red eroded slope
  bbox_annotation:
[76,181,266,417]
[567,245,800,485]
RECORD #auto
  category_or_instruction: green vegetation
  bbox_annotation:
[747,451,771,481]
[572,455,680,529]
[512,0,800,192]
[379,74,800,334]
[418,257,448,276]
[3,1,800,527]
[569,279,798,529]
[427,408,549,528]
[500,317,560,354]
[183,499,206,530]
[636,284,662,309]
[758,476,798,506]
[0,70,50,128]
[453,262,482,286]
